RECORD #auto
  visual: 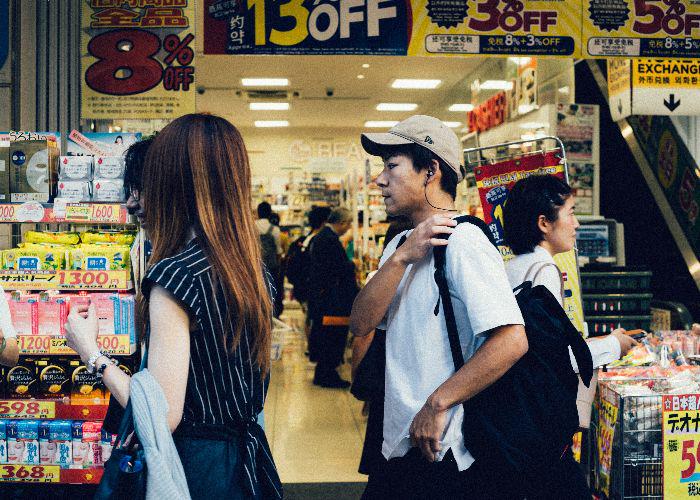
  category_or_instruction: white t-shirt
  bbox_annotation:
[505,245,620,369]
[0,285,17,338]
[378,221,524,471]
[255,219,282,255]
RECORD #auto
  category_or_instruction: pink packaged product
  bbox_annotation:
[8,292,38,335]
[90,293,119,335]
[72,421,102,467]
[38,293,69,336]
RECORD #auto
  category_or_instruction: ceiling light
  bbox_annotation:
[391,79,441,89]
[376,103,418,111]
[443,122,462,128]
[364,121,399,128]
[448,103,474,112]
[255,120,289,127]
[362,63,370,68]
[242,78,289,87]
[558,86,570,94]
[479,80,513,90]
[519,121,549,129]
[249,102,289,111]
[357,74,365,79]
[508,57,531,66]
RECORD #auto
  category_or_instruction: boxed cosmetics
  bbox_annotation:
[36,357,70,399]
[56,180,91,202]
[0,420,7,464]
[8,293,38,335]
[101,428,116,463]
[93,156,125,179]
[72,421,102,467]
[8,420,39,464]
[92,178,124,202]
[0,141,10,201]
[6,358,39,398]
[58,156,93,181]
[69,359,106,404]
[50,421,73,467]
[9,139,58,202]
[38,293,69,336]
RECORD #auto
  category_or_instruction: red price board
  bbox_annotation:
[0,465,59,483]
[0,400,55,419]
[663,394,700,498]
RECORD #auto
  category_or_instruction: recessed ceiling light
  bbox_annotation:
[357,74,365,79]
[448,103,474,112]
[362,63,370,68]
[249,102,289,111]
[242,78,289,87]
[255,120,289,127]
[443,122,462,128]
[480,80,513,90]
[376,103,418,111]
[391,79,441,89]
[364,121,399,128]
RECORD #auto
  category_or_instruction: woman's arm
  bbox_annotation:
[66,285,191,432]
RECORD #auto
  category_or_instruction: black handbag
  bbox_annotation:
[350,329,385,402]
[95,350,148,500]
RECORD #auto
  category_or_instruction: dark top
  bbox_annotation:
[308,226,358,318]
[142,237,282,499]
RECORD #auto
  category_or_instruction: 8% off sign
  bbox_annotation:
[663,394,700,497]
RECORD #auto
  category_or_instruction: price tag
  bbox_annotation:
[63,203,92,221]
[17,335,52,355]
[0,204,17,222]
[51,334,132,355]
[0,400,55,419]
[0,270,131,291]
[90,204,122,223]
[0,465,60,483]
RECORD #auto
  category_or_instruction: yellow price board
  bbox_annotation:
[0,270,132,291]
[0,400,55,419]
[0,465,60,483]
[16,335,52,355]
[663,394,700,498]
[50,334,133,356]
[63,203,126,224]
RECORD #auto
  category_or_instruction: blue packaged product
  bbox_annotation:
[0,420,7,463]
[49,420,72,467]
[39,421,51,464]
[6,420,18,463]
[16,420,39,464]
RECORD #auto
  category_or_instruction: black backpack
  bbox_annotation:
[433,215,593,482]
[260,224,279,275]
[285,234,313,302]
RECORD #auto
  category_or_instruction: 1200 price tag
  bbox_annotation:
[0,401,55,419]
[0,465,59,483]
[17,335,51,354]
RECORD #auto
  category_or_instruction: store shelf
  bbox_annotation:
[0,270,133,291]
[0,464,104,484]
[0,203,131,225]
[0,400,109,420]
[17,334,135,356]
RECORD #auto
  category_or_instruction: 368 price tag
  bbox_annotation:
[0,400,55,419]
[0,465,59,483]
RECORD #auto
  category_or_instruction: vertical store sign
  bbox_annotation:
[663,394,700,499]
[81,1,195,119]
[607,58,632,121]
[583,0,700,58]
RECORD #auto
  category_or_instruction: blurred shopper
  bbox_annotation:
[351,116,527,498]
[256,201,283,316]
[308,207,358,388]
[66,114,282,499]
[503,174,636,498]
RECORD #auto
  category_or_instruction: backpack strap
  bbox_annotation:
[523,261,566,304]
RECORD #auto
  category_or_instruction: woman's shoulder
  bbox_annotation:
[145,239,210,280]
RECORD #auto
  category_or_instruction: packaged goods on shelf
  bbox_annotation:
[57,180,92,202]
[9,139,58,203]
[3,246,66,271]
[80,230,135,246]
[92,179,124,202]
[39,420,73,467]
[93,157,125,180]
[7,420,40,465]
[8,293,38,335]
[72,420,103,467]
[24,231,80,246]
[6,359,39,398]
[69,360,106,405]
[101,429,115,463]
[36,358,70,399]
[58,156,93,181]
[0,141,10,202]
[0,420,6,463]
[37,293,69,336]
[69,244,130,271]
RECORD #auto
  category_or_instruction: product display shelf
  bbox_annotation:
[0,464,104,485]
[0,400,108,421]
[0,203,132,225]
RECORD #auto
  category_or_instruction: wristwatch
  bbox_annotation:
[86,350,103,374]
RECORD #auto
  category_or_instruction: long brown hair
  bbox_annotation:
[140,114,272,374]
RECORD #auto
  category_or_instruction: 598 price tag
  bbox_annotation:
[0,465,59,483]
[0,400,55,419]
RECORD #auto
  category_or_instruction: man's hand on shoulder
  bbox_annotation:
[409,399,448,462]
[393,215,457,266]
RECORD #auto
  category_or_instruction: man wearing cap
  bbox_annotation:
[350,116,527,498]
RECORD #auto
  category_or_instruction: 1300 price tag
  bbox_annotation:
[0,465,59,483]
[0,401,55,419]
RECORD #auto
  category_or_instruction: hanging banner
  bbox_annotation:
[663,394,700,499]
[583,0,700,58]
[473,152,585,332]
[81,1,196,119]
[608,58,632,121]
[203,0,580,57]
[632,59,700,116]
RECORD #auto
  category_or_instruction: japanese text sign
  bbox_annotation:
[664,394,700,498]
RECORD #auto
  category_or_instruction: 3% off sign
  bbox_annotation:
[663,394,700,498]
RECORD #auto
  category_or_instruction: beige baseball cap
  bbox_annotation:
[361,115,465,182]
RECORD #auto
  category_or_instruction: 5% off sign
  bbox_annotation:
[663,394,700,497]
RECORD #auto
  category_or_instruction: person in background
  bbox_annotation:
[502,174,636,498]
[65,114,282,499]
[0,287,20,366]
[268,212,289,255]
[124,137,153,227]
[308,207,358,388]
[256,202,283,316]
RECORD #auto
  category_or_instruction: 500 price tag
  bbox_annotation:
[0,401,55,419]
[0,465,59,483]
[97,335,131,355]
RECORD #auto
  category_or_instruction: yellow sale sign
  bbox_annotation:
[664,394,700,498]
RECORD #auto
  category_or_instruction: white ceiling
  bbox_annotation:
[195,54,487,130]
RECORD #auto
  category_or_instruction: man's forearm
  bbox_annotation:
[427,324,527,411]
[349,253,408,337]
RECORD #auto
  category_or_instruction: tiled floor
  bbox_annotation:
[265,308,368,484]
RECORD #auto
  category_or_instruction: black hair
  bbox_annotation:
[257,201,272,219]
[269,212,280,226]
[123,137,153,197]
[503,175,573,255]
[380,143,462,200]
[308,205,331,230]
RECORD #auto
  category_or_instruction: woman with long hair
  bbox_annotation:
[65,114,281,499]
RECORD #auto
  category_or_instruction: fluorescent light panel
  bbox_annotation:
[480,80,513,90]
[391,79,441,89]
[255,120,289,127]
[376,103,418,111]
[364,121,399,128]
[249,102,289,111]
[242,78,289,87]
[448,103,474,112]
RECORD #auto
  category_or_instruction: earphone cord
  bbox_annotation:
[424,185,458,212]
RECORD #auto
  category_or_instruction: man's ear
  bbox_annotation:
[425,159,441,186]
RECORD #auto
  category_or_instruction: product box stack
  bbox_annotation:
[57,156,126,203]
[580,266,653,335]
[0,139,60,203]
